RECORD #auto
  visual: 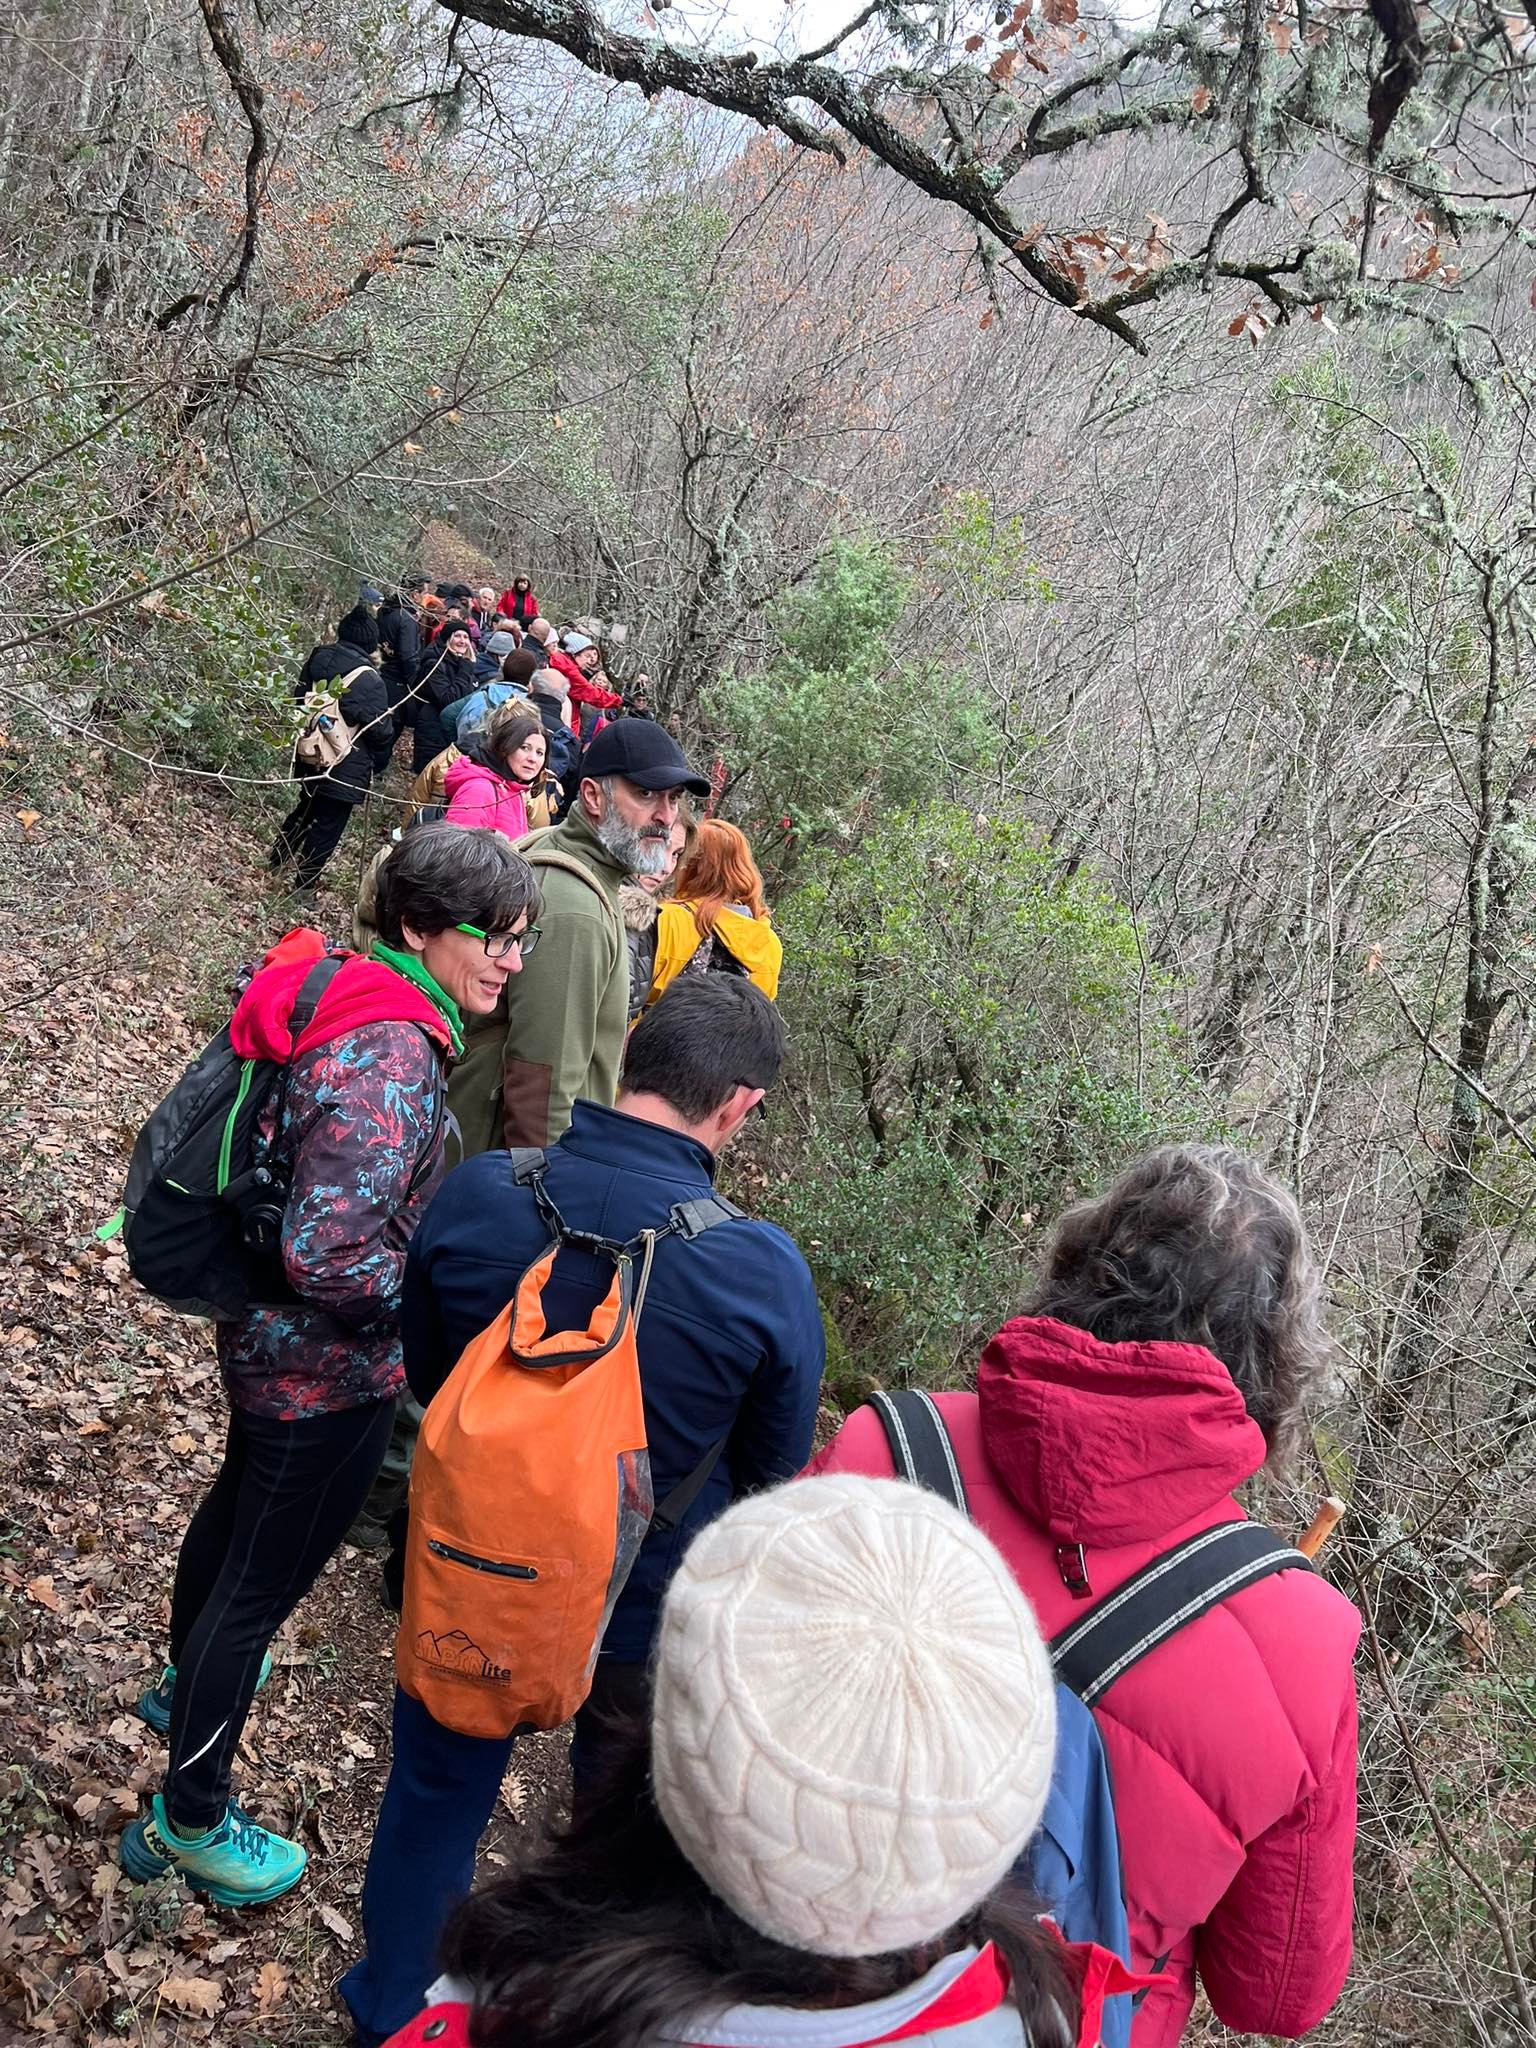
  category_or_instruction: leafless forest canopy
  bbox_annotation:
[3,0,1536,2034]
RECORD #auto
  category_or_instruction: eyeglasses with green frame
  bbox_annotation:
[455,921,541,961]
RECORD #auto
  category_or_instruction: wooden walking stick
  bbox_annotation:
[1298,1495,1346,1560]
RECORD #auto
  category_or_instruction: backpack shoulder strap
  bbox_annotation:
[507,1148,548,1185]
[287,953,348,1048]
[632,1195,753,1534]
[667,1192,746,1240]
[1050,1522,1311,1707]
[864,1389,969,1514]
[266,953,352,1155]
[652,1435,729,1534]
[522,843,623,937]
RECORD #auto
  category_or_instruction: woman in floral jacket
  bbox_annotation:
[120,827,541,1911]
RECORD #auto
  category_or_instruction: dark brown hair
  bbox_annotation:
[482,708,547,781]
[375,823,542,949]
[443,1730,1076,2048]
[1026,1142,1329,1474]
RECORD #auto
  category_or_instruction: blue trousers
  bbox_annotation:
[338,1666,645,2047]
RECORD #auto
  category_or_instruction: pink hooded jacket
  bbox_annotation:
[811,1317,1360,2048]
[443,755,532,844]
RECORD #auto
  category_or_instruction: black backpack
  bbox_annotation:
[117,955,349,1320]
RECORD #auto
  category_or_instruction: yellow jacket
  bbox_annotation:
[649,900,783,1005]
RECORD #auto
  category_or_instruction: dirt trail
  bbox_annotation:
[0,757,566,2045]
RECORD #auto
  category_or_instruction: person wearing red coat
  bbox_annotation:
[550,633,624,745]
[812,1144,1360,2048]
[498,576,538,625]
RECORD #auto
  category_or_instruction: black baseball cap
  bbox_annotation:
[579,718,710,797]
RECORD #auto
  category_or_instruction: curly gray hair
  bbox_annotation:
[1025,1143,1330,1477]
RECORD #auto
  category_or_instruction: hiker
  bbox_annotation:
[470,587,498,637]
[423,601,471,649]
[442,648,540,753]
[474,625,518,683]
[554,631,624,740]
[623,817,691,1022]
[378,579,430,741]
[273,611,393,896]
[521,616,561,670]
[498,575,537,626]
[411,627,477,774]
[812,1144,1361,2048]
[523,619,618,734]
[296,602,378,690]
[443,710,556,843]
[527,667,579,791]
[646,817,782,1005]
[448,718,709,1155]
[338,977,826,2046]
[118,827,543,1907]
[362,1476,1142,2048]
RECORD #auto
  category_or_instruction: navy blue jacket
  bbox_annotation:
[400,1100,826,1663]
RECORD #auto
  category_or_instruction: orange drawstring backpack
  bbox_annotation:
[397,1151,744,1738]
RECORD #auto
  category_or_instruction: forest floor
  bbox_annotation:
[0,736,569,2045]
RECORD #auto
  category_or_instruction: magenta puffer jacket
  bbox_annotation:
[443,755,532,843]
[812,1317,1360,2048]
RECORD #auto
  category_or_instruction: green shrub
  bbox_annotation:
[762,800,1203,1383]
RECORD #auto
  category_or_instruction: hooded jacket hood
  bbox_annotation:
[620,879,662,933]
[230,928,455,1062]
[977,1316,1268,1547]
[443,753,502,798]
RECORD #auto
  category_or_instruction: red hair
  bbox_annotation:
[673,819,769,939]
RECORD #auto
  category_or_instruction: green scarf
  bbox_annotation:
[371,940,464,1057]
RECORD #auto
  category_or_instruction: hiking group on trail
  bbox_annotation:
[108,568,1361,2048]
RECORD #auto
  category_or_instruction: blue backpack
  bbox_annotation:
[442,681,529,746]
[865,1390,1311,2048]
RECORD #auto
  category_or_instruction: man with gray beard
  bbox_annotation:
[446,721,711,1154]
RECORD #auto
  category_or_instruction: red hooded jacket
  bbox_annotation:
[812,1318,1359,2048]
[219,931,453,1421]
[546,648,622,711]
[499,585,538,625]
[229,928,454,1062]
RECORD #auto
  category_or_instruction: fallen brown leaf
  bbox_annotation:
[256,1959,290,2011]
[160,1972,224,2016]
[317,1901,354,1942]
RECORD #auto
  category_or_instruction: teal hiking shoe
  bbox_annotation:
[134,1650,274,1735]
[118,1794,307,1905]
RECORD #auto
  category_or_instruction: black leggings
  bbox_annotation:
[165,1401,395,1829]
[272,785,355,889]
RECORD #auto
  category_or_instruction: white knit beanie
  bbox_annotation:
[650,1474,1057,1960]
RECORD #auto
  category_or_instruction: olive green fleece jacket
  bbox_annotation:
[446,807,628,1158]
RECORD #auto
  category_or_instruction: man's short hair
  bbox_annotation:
[622,977,787,1122]
[375,823,543,949]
